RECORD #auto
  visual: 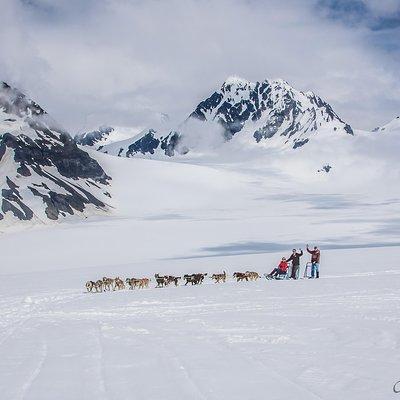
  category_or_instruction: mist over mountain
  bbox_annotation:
[80,77,354,159]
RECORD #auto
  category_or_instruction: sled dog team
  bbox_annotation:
[86,277,152,292]
[85,245,321,292]
[86,270,253,292]
[85,277,127,293]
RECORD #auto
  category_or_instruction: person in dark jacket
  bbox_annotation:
[287,249,303,279]
[307,244,321,278]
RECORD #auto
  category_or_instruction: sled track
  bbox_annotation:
[0,266,399,399]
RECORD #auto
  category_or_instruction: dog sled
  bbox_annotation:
[302,262,313,279]
[264,260,292,280]
[264,272,289,280]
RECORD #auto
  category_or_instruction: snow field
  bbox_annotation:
[1,119,400,399]
[0,251,399,400]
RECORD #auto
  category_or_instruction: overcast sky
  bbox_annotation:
[1,0,399,132]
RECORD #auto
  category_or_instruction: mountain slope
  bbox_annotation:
[75,125,145,150]
[75,126,115,148]
[99,128,183,158]
[0,82,112,224]
[92,77,354,158]
[373,115,400,133]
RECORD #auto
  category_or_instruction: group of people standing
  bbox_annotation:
[267,245,321,280]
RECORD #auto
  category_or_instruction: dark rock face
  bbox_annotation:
[2,178,34,220]
[160,131,180,156]
[27,169,107,220]
[75,126,114,147]
[191,92,223,121]
[16,163,31,177]
[293,138,310,149]
[0,82,112,222]
[122,129,181,157]
[2,131,109,184]
[318,164,332,173]
[126,129,160,156]
[343,124,353,135]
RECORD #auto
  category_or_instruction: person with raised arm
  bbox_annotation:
[286,248,303,279]
[306,244,321,279]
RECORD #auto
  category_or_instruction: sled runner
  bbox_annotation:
[275,272,288,280]
[303,262,312,279]
[264,272,288,280]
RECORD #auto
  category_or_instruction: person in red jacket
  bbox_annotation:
[307,244,321,278]
[267,257,289,279]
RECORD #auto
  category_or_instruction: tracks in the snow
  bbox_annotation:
[0,269,399,399]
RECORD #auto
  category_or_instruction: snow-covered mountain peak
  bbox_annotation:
[0,82,112,224]
[223,76,249,86]
[222,76,291,89]
[221,76,253,92]
[0,81,45,118]
[190,76,353,145]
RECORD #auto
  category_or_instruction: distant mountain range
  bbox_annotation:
[76,77,354,158]
[1,78,397,224]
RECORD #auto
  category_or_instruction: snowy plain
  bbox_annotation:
[1,127,400,399]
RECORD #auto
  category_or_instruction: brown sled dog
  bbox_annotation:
[114,277,125,290]
[233,272,249,282]
[184,273,207,285]
[166,276,181,286]
[245,271,260,281]
[127,277,150,289]
[138,278,150,289]
[125,278,139,289]
[102,277,114,291]
[211,271,227,283]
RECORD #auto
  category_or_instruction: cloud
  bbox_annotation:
[361,0,400,16]
[318,0,400,30]
[0,0,399,133]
